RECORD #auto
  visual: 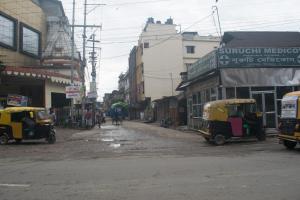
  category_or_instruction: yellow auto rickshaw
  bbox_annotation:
[278,91,300,149]
[198,99,265,145]
[0,107,56,144]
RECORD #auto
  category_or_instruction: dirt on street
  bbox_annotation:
[0,120,295,161]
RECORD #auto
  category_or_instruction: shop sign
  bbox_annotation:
[66,85,81,99]
[218,47,300,68]
[90,82,97,92]
[188,51,217,80]
[281,96,298,119]
[7,94,28,106]
[87,91,98,99]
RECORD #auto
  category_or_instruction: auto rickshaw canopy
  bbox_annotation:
[284,91,300,97]
[0,107,45,113]
[0,107,49,125]
[203,99,256,121]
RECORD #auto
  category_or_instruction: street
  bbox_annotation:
[0,120,299,200]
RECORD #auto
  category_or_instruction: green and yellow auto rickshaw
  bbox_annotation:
[198,99,265,145]
[278,91,300,149]
[0,107,56,144]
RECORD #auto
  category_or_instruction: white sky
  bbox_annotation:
[60,0,300,101]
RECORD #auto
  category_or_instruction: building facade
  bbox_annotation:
[180,31,300,132]
[132,17,220,120]
[0,0,81,110]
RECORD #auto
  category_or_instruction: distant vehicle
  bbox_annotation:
[0,107,56,145]
[198,99,265,145]
[278,91,300,149]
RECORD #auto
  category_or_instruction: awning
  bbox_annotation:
[221,68,300,87]
[176,70,218,91]
[3,66,81,85]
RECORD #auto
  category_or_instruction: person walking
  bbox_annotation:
[96,110,102,128]
[49,108,56,125]
[85,108,92,129]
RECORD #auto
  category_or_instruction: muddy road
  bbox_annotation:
[0,121,299,200]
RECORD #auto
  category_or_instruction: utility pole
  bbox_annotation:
[88,34,100,125]
[81,0,88,127]
[70,0,75,123]
[169,73,174,96]
[69,1,104,127]
[212,6,222,37]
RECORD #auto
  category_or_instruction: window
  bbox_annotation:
[186,46,195,54]
[144,42,149,48]
[226,87,235,99]
[20,23,41,58]
[0,11,17,50]
[185,63,193,71]
[236,87,250,98]
[205,89,210,102]
[210,88,217,101]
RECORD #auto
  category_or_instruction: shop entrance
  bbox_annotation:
[250,91,277,129]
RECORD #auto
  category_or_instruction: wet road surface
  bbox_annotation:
[0,121,299,200]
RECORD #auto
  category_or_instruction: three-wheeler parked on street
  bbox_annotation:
[278,91,300,149]
[0,107,56,145]
[198,99,266,145]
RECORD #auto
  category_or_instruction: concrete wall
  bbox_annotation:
[0,0,47,67]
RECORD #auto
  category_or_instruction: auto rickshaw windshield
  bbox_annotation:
[227,103,256,117]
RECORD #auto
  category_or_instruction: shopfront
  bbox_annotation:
[183,46,300,132]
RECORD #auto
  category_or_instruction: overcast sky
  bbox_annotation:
[60,0,300,101]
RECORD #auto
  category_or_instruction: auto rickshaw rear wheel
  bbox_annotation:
[214,134,226,145]
[0,134,9,145]
[283,140,297,150]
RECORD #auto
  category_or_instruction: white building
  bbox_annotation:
[182,32,220,71]
[136,18,220,103]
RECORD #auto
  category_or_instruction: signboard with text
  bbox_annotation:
[7,94,28,106]
[65,85,81,99]
[87,91,98,99]
[188,50,217,80]
[218,47,300,68]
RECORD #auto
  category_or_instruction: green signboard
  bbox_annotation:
[218,47,300,67]
[188,50,217,80]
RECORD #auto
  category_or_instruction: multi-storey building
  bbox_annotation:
[132,17,220,120]
[0,0,81,110]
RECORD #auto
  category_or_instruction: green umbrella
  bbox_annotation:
[111,102,128,109]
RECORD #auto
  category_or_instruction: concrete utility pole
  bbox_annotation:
[88,34,100,125]
[81,0,88,127]
[169,73,174,96]
[69,1,104,127]
[70,0,75,122]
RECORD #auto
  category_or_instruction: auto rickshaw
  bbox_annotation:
[0,107,56,145]
[198,99,265,145]
[278,91,300,149]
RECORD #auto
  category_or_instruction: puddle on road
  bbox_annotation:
[101,138,114,142]
[100,125,119,130]
[109,143,121,148]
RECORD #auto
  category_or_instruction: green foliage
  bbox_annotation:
[112,99,124,104]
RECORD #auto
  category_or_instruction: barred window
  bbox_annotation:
[0,12,17,50]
